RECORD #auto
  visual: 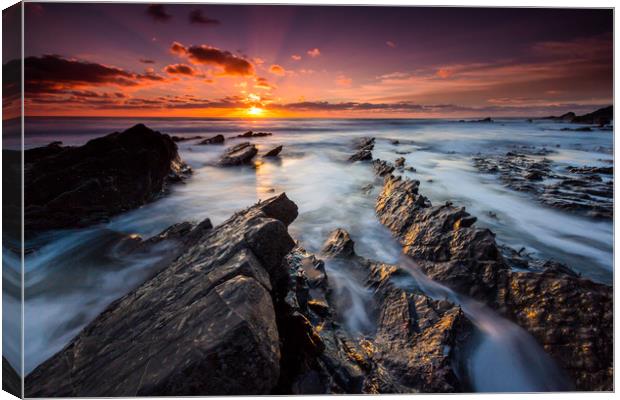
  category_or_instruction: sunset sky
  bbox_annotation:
[9,3,614,118]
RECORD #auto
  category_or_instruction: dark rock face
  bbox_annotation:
[219,142,258,165]
[264,145,283,158]
[24,124,190,235]
[473,151,613,219]
[25,194,299,397]
[349,137,375,162]
[198,134,225,145]
[572,106,613,125]
[2,357,20,398]
[545,106,613,126]
[321,228,355,258]
[374,172,613,391]
[237,131,272,138]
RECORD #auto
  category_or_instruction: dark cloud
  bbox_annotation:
[139,58,155,64]
[17,55,165,95]
[146,5,171,22]
[189,10,220,25]
[170,42,254,76]
[164,63,197,76]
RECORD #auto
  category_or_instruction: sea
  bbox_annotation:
[3,117,614,391]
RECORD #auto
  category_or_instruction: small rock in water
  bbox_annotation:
[237,130,273,138]
[263,145,283,158]
[219,142,258,166]
[198,134,225,145]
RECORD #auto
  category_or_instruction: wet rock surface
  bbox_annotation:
[23,124,191,236]
[349,137,375,162]
[219,142,258,165]
[264,145,283,158]
[25,194,299,397]
[472,150,613,219]
[237,130,273,138]
[171,135,204,142]
[198,134,225,145]
[374,170,613,391]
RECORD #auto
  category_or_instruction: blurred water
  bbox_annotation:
[17,117,613,382]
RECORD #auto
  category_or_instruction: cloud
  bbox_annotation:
[254,77,275,91]
[170,42,254,76]
[189,9,220,25]
[139,58,155,64]
[435,68,453,78]
[18,55,166,96]
[386,41,397,48]
[291,55,302,61]
[307,48,321,58]
[146,5,171,22]
[336,75,352,87]
[164,63,198,76]
[269,64,286,76]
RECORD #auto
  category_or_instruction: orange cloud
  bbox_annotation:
[436,68,453,78]
[307,48,321,58]
[269,64,286,76]
[336,74,352,87]
[170,41,255,76]
[164,63,198,76]
[254,77,275,91]
[291,54,302,61]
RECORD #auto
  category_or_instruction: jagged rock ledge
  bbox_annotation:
[23,124,191,236]
[26,193,299,396]
[374,171,612,391]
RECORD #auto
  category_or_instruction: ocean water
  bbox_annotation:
[9,117,614,390]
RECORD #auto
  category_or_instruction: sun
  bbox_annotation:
[246,106,265,117]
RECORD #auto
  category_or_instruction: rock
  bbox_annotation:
[544,111,576,121]
[25,194,299,397]
[468,117,493,123]
[24,124,190,236]
[3,357,20,398]
[321,228,355,258]
[473,151,612,220]
[391,140,400,145]
[374,172,613,390]
[372,160,395,176]
[171,135,204,142]
[237,131,272,138]
[197,134,225,145]
[394,157,405,169]
[571,106,612,125]
[219,142,258,166]
[264,145,283,158]
[349,137,375,162]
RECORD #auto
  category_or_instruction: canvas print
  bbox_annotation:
[1,2,614,396]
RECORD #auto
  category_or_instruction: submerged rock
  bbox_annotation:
[198,134,225,145]
[472,151,612,219]
[25,194,299,397]
[237,130,273,138]
[23,124,190,236]
[374,172,613,391]
[219,142,258,165]
[264,145,283,158]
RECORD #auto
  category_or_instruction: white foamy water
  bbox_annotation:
[11,118,612,387]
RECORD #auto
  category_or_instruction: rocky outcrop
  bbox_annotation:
[198,134,225,145]
[24,124,191,236]
[237,131,272,138]
[25,194,299,397]
[219,142,258,166]
[374,172,613,391]
[264,145,283,158]
[348,137,375,162]
[473,151,612,219]
[544,106,613,126]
